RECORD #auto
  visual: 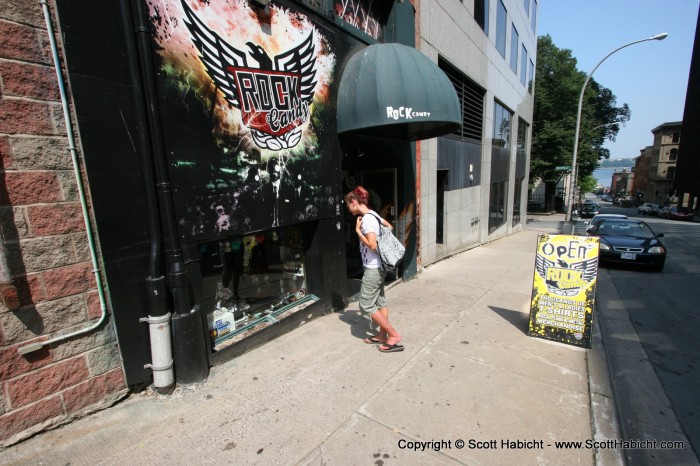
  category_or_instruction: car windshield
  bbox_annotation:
[597,222,656,238]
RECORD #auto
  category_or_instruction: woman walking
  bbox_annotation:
[344,186,403,353]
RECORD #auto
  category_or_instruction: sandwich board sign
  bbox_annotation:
[528,234,600,348]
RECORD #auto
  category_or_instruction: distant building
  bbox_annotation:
[611,168,633,201]
[633,146,652,201]
[674,7,700,213]
[646,122,682,205]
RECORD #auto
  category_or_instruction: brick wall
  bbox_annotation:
[0,1,127,446]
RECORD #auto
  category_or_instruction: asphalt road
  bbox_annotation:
[579,200,700,463]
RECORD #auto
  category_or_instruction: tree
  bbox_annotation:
[577,174,598,198]
[531,35,630,209]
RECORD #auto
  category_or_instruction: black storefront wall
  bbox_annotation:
[55,0,420,385]
[55,0,155,385]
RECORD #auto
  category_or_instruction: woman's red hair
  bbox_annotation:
[344,186,369,205]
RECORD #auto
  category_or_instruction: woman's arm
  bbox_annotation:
[356,217,378,251]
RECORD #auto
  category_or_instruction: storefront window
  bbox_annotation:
[200,225,312,349]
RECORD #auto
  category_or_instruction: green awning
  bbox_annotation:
[337,43,461,141]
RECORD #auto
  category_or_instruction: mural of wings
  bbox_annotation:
[569,257,598,284]
[535,254,555,281]
[274,33,318,104]
[181,0,317,109]
[180,0,248,108]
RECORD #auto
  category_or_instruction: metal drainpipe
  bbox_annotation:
[18,1,109,355]
[0,235,20,310]
[118,0,174,394]
[129,0,209,383]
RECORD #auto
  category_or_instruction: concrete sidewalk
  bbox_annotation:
[0,224,617,465]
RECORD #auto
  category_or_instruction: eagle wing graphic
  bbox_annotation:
[274,33,318,103]
[535,254,555,280]
[181,0,248,107]
[569,257,598,283]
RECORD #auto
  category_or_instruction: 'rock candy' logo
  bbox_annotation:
[182,0,318,150]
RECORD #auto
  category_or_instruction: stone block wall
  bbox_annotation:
[0,0,126,446]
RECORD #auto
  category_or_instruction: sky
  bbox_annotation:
[537,0,699,160]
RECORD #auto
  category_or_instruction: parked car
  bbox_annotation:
[585,213,628,234]
[666,206,694,221]
[579,203,600,218]
[647,204,662,216]
[600,195,613,202]
[637,203,658,215]
[659,206,671,219]
[588,219,666,272]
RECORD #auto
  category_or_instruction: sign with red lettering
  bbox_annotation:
[181,1,320,150]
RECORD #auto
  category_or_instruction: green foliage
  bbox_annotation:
[578,174,598,195]
[531,35,631,184]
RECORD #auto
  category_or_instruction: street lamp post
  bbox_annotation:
[565,33,668,222]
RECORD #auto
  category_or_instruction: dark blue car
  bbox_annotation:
[588,219,666,272]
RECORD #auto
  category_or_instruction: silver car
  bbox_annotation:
[586,213,628,234]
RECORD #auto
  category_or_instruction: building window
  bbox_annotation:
[493,101,512,149]
[440,58,486,141]
[524,0,530,16]
[666,166,675,180]
[490,101,512,233]
[669,148,678,161]
[517,117,528,150]
[489,180,508,233]
[510,24,519,73]
[513,177,523,227]
[515,119,528,227]
[474,0,489,35]
[531,0,538,31]
[520,45,528,85]
[528,59,534,94]
[496,0,507,59]
[672,132,680,143]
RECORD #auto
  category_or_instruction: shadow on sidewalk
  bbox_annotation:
[488,305,530,335]
[336,309,377,341]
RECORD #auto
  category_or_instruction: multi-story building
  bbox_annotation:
[633,146,653,201]
[419,0,537,263]
[675,7,700,213]
[611,168,633,202]
[646,122,682,205]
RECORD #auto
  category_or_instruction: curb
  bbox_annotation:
[567,220,624,465]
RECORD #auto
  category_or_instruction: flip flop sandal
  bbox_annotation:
[363,336,385,344]
[378,343,404,353]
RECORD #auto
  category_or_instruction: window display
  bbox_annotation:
[199,225,316,349]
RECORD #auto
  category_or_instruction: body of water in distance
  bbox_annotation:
[593,167,630,189]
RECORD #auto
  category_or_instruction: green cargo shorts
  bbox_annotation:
[359,267,387,315]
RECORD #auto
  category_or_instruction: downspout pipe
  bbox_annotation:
[0,232,20,310]
[129,0,209,383]
[19,0,109,355]
[118,0,174,394]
